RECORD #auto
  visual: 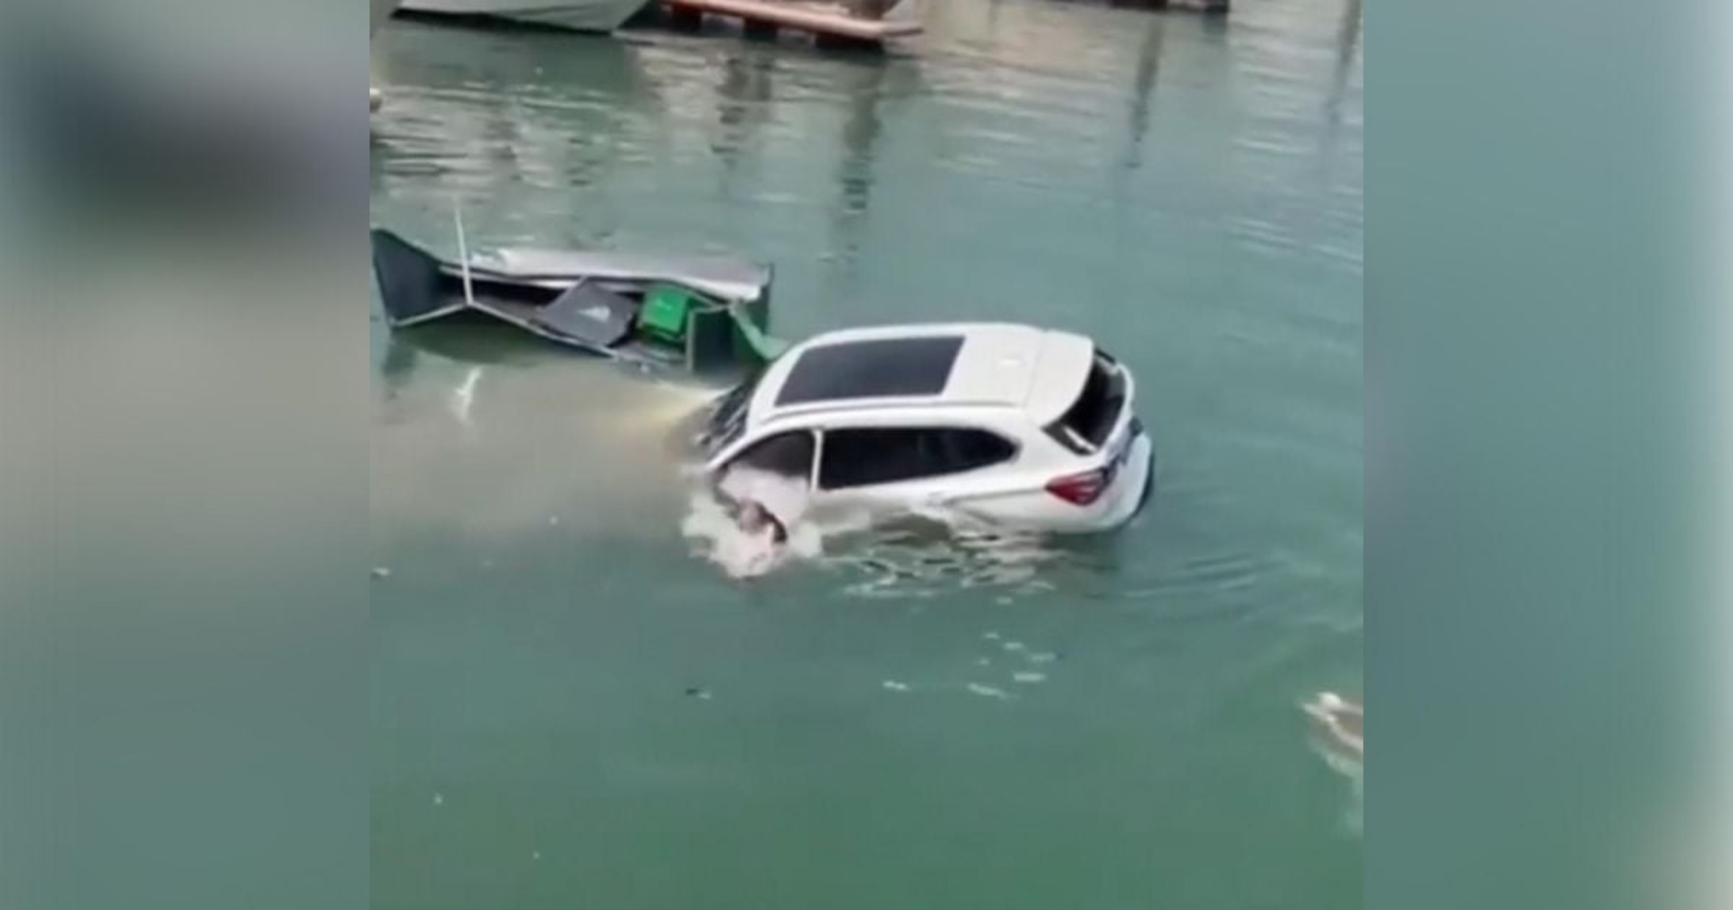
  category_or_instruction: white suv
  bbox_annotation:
[700,323,1154,534]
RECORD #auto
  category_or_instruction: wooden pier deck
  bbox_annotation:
[662,0,923,47]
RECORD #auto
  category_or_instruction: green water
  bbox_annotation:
[369,0,1362,906]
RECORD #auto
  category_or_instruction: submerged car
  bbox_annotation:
[700,323,1154,534]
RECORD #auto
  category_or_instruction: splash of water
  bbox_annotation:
[682,465,826,579]
[680,462,1076,588]
[1302,691,1363,835]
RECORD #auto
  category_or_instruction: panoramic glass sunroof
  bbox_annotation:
[775,336,965,406]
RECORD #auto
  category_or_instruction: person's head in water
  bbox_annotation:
[738,500,788,544]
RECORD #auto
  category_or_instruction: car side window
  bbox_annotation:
[819,428,1016,490]
[729,431,816,480]
[942,428,1017,472]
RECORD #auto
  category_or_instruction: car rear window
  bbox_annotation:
[1047,353,1125,453]
[819,427,1017,489]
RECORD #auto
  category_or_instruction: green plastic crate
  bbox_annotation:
[640,284,695,345]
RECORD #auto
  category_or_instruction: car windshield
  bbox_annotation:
[1047,351,1125,453]
[700,372,761,457]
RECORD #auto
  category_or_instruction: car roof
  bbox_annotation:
[747,323,1096,429]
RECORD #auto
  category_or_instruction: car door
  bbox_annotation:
[715,430,817,523]
[814,425,1019,518]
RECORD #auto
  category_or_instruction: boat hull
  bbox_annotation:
[398,0,649,33]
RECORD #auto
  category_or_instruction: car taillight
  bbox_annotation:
[1046,469,1109,506]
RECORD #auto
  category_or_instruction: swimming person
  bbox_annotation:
[736,499,789,545]
[706,462,813,578]
[710,496,789,579]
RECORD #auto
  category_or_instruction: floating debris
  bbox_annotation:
[982,631,1002,641]
[548,515,561,527]
[881,680,911,693]
[995,596,1013,606]
[1026,651,1059,664]
[1012,671,1047,684]
[684,686,713,700]
[1002,641,1027,652]
[432,793,444,807]
[371,567,392,579]
[532,851,541,861]
[966,683,1010,700]
[975,657,992,667]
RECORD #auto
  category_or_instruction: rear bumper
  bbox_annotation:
[1133,448,1156,515]
[1094,433,1154,531]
